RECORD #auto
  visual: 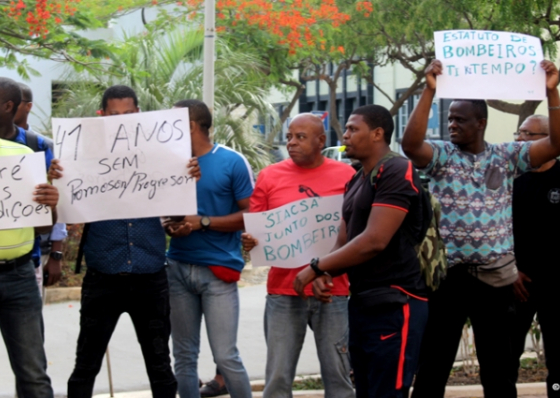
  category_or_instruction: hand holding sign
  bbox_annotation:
[425,60,443,91]
[542,60,559,92]
[0,152,53,230]
[243,195,343,268]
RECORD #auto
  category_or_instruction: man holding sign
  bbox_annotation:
[0,76,59,398]
[49,86,199,398]
[243,113,355,398]
[401,59,560,398]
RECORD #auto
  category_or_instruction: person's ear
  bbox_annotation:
[478,118,487,132]
[372,126,384,142]
[318,133,326,148]
[3,100,15,115]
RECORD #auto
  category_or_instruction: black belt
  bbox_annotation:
[0,252,33,273]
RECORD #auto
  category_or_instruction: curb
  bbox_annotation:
[92,382,547,398]
[44,287,81,304]
[44,266,269,304]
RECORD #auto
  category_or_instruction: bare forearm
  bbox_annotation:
[207,210,246,232]
[319,233,384,274]
[548,87,560,150]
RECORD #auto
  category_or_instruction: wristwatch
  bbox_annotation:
[50,251,63,261]
[200,216,211,231]
[310,257,326,276]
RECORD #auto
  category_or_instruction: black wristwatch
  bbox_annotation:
[50,251,63,261]
[200,216,211,231]
[310,257,326,276]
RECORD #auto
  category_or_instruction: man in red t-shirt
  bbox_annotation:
[243,114,355,398]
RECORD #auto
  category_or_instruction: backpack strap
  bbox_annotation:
[369,151,402,186]
[25,129,40,152]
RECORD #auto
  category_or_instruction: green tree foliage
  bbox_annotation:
[48,27,274,172]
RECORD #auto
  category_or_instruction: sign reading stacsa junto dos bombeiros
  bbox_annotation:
[243,195,344,268]
[52,108,197,224]
[434,30,546,100]
[0,151,52,230]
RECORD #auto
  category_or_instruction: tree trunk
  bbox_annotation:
[487,100,542,128]
[328,79,344,142]
[266,80,305,145]
[517,100,542,127]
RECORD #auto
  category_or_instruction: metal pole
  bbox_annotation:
[106,347,114,397]
[202,0,216,139]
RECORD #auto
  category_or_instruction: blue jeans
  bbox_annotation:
[263,295,354,398]
[0,260,53,398]
[166,259,251,398]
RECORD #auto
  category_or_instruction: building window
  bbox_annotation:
[395,91,449,142]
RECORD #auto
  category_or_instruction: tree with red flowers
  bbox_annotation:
[0,0,178,77]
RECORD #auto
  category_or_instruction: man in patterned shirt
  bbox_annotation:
[49,85,199,398]
[402,60,560,398]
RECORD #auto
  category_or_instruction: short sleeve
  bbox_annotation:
[250,170,270,212]
[417,140,453,176]
[231,154,255,201]
[501,141,533,177]
[373,159,419,213]
[37,136,54,170]
[50,223,67,241]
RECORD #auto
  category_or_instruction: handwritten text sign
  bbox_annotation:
[52,108,197,223]
[0,152,51,230]
[434,30,545,100]
[243,195,343,268]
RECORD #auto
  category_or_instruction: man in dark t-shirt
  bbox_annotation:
[294,105,428,398]
[512,114,560,398]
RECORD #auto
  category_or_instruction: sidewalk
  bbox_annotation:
[0,281,548,398]
[0,284,321,398]
[92,382,548,398]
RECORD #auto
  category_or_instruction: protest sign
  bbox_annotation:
[434,30,545,100]
[52,108,197,223]
[243,195,343,268]
[0,152,51,230]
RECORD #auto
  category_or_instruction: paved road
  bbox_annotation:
[0,284,323,397]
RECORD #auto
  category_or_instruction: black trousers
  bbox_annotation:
[512,279,560,397]
[67,268,177,398]
[412,265,517,398]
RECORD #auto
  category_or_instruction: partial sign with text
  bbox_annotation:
[243,195,343,268]
[434,30,545,100]
[52,108,197,223]
[0,152,51,230]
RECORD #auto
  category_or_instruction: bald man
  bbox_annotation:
[512,114,560,397]
[243,114,355,398]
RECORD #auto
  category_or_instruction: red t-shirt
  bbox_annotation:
[250,158,356,296]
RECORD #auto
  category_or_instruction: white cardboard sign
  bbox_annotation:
[243,195,343,268]
[434,30,545,100]
[52,108,197,223]
[0,152,51,230]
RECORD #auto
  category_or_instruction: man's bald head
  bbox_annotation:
[524,115,549,135]
[290,113,326,138]
[286,113,327,169]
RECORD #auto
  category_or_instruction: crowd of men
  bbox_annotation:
[0,57,558,398]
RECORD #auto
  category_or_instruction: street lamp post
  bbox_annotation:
[202,0,215,138]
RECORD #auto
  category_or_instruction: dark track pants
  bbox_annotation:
[349,295,428,398]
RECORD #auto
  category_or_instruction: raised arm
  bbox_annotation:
[527,61,560,167]
[401,61,440,168]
